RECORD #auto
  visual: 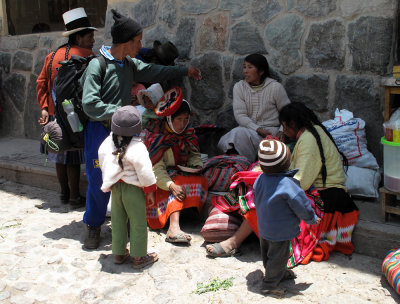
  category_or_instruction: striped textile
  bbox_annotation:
[202,155,251,192]
[383,248,400,295]
[146,174,208,229]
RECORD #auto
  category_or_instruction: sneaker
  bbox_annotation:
[84,225,101,249]
[69,196,86,209]
[132,252,158,269]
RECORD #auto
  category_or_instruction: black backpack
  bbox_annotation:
[41,46,106,153]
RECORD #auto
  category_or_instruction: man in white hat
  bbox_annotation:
[80,9,202,249]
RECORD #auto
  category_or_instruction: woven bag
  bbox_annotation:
[382,248,400,295]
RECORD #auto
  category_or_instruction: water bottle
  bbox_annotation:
[62,99,83,133]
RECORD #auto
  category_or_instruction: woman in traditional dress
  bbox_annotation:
[217,53,290,162]
[145,88,208,244]
[206,102,359,267]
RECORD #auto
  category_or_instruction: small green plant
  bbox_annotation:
[195,277,234,295]
[0,219,21,238]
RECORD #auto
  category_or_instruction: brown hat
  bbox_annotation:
[153,40,179,66]
[111,106,142,137]
[258,139,291,174]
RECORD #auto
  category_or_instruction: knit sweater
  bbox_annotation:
[36,45,93,116]
[81,56,188,121]
[290,125,346,191]
[233,78,290,132]
[98,135,156,192]
[253,170,318,241]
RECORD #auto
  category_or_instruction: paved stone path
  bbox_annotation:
[0,178,399,304]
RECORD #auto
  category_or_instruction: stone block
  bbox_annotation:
[142,25,170,48]
[176,18,196,60]
[285,74,329,111]
[132,0,158,28]
[0,37,19,51]
[223,55,233,81]
[229,21,266,55]
[34,49,49,76]
[265,15,303,74]
[39,36,54,49]
[24,75,42,139]
[12,51,33,71]
[159,0,178,28]
[220,0,249,19]
[334,75,382,163]
[198,13,228,52]
[348,16,393,75]
[0,52,11,74]
[181,0,218,14]
[251,0,282,25]
[19,35,39,50]
[341,0,396,18]
[295,0,336,17]
[189,53,224,111]
[3,73,26,112]
[228,56,246,98]
[305,20,345,70]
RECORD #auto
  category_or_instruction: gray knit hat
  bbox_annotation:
[110,9,142,44]
[111,106,142,137]
[258,139,291,174]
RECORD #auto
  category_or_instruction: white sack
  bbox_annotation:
[345,166,381,199]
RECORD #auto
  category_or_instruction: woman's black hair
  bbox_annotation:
[279,102,348,186]
[244,53,270,82]
[171,100,191,120]
[112,134,133,169]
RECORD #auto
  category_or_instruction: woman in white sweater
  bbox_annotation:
[217,54,290,162]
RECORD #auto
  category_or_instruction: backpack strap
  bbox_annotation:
[97,55,107,85]
[48,43,70,93]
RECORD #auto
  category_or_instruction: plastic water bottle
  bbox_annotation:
[62,99,83,133]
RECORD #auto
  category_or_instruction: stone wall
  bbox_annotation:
[0,0,398,163]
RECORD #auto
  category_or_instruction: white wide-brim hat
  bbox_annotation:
[137,83,164,107]
[62,7,97,37]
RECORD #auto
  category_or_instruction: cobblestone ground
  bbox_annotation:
[0,178,399,304]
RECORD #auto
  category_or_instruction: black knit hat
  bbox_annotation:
[153,40,179,66]
[258,139,291,174]
[111,106,142,137]
[110,9,142,44]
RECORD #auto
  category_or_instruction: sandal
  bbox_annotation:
[282,269,297,281]
[206,243,241,258]
[165,233,191,244]
[114,249,130,264]
[133,252,158,269]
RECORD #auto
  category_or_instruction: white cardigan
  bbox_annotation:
[233,78,290,132]
[98,134,156,192]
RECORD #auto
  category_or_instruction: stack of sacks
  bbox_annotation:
[322,109,380,199]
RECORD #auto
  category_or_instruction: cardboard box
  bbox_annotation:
[393,65,400,78]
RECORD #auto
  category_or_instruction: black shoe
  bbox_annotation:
[69,196,86,209]
[84,225,101,249]
[59,194,69,204]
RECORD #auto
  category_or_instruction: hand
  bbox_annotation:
[38,109,49,125]
[276,131,285,142]
[314,217,321,225]
[188,67,202,80]
[146,192,155,207]
[169,183,186,202]
[256,128,271,138]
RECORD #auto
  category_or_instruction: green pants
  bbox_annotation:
[111,182,147,258]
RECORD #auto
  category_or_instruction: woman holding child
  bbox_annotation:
[206,102,359,265]
[145,88,208,244]
[217,53,290,162]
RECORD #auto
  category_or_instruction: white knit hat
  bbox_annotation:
[258,139,291,174]
[137,83,164,108]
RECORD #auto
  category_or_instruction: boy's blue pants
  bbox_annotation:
[83,121,110,227]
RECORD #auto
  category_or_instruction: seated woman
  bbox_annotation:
[145,88,208,244]
[206,102,359,265]
[217,53,290,162]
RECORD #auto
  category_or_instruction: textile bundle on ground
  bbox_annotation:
[146,174,208,229]
[382,248,400,295]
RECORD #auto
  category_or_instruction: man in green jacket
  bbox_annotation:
[81,9,202,249]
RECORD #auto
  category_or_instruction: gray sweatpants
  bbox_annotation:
[260,238,290,289]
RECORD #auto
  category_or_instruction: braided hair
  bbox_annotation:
[279,102,348,186]
[112,134,133,169]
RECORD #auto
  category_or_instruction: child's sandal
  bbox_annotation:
[114,249,130,264]
[132,252,158,269]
